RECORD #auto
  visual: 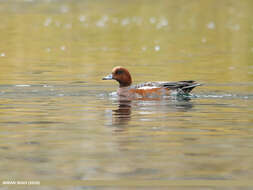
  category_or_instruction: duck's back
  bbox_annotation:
[133,80,201,94]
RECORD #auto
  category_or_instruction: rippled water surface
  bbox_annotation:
[0,0,253,189]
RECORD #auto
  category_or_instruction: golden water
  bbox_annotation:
[0,0,253,189]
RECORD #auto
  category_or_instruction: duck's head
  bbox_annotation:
[103,66,132,87]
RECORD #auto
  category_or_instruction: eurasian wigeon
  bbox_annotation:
[103,66,201,98]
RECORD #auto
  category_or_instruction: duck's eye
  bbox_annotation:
[115,70,124,75]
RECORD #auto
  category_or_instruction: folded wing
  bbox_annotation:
[134,80,201,94]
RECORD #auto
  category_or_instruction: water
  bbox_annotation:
[0,0,253,189]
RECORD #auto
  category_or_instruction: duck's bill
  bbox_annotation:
[102,74,113,80]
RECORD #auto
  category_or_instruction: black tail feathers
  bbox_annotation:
[162,80,202,94]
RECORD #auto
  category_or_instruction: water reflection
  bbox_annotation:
[112,96,194,127]
[112,99,132,126]
[173,98,194,112]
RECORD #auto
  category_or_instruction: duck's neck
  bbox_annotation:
[119,83,131,88]
[116,71,132,87]
[118,78,132,87]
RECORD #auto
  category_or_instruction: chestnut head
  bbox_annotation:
[103,66,132,87]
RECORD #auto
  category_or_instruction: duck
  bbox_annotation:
[103,66,201,98]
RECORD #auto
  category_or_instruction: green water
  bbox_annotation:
[0,0,253,189]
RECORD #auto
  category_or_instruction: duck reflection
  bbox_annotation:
[111,96,194,127]
[173,99,194,112]
[112,99,132,126]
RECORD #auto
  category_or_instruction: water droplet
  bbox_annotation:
[232,24,240,31]
[149,17,156,24]
[102,15,109,21]
[96,16,108,27]
[60,46,66,51]
[229,66,235,70]
[46,48,51,52]
[121,18,130,26]
[0,53,5,57]
[142,46,147,51]
[44,18,52,26]
[156,17,168,29]
[201,37,207,43]
[207,21,215,29]
[154,45,160,51]
[79,15,86,22]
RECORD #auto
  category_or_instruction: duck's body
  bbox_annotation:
[103,66,201,98]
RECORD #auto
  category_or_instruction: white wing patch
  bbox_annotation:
[137,86,159,90]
